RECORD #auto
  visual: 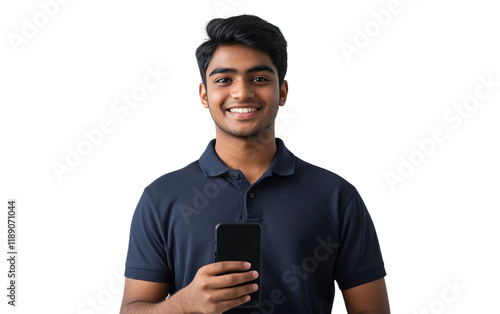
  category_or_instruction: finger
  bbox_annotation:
[215,294,253,312]
[202,261,251,276]
[215,283,259,301]
[216,270,259,288]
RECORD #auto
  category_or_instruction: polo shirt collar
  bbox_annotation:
[199,138,295,177]
[268,138,295,176]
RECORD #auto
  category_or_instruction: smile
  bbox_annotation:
[228,108,259,113]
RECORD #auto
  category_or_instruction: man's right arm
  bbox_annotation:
[119,278,171,313]
[120,261,259,314]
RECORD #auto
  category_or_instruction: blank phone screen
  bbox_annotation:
[215,223,262,307]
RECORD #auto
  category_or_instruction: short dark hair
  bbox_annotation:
[195,14,287,87]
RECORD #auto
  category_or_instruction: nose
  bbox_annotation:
[230,79,255,99]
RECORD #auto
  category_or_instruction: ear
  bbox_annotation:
[199,83,209,108]
[279,80,288,107]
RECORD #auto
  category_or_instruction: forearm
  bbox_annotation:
[121,290,196,314]
[121,301,167,314]
[121,263,255,314]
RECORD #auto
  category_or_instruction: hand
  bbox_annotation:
[179,261,259,314]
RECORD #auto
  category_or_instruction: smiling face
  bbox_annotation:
[199,44,288,139]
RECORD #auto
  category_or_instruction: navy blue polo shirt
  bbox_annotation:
[125,138,386,313]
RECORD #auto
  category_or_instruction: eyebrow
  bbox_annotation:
[208,65,275,77]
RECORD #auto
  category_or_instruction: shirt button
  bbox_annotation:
[249,193,255,199]
[232,173,239,179]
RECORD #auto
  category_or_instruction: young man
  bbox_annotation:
[120,15,390,314]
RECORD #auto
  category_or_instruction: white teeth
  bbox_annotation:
[229,107,257,113]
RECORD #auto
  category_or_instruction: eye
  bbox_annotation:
[215,77,231,83]
[252,77,269,82]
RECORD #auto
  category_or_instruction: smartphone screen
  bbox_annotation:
[215,222,262,308]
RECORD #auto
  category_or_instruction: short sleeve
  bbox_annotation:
[333,189,386,290]
[124,189,172,283]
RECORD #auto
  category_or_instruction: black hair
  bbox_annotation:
[195,14,287,87]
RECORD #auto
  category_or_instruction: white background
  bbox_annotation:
[1,0,499,313]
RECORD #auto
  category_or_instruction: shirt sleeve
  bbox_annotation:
[124,189,172,283]
[333,188,386,290]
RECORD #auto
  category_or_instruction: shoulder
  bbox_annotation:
[295,156,356,190]
[143,160,202,200]
[291,156,360,208]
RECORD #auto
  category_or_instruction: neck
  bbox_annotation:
[215,128,277,184]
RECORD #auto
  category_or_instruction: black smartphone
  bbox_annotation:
[215,222,262,308]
